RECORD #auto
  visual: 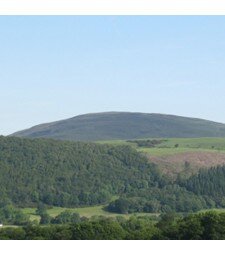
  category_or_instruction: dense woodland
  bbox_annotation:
[1,136,225,214]
[0,136,161,208]
[1,211,225,240]
[180,165,225,203]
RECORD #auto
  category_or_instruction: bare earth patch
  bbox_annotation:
[148,151,225,178]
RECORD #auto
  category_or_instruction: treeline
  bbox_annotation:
[107,165,225,214]
[0,202,81,226]
[127,139,165,148]
[1,211,225,240]
[0,203,29,226]
[107,185,210,214]
[179,165,225,207]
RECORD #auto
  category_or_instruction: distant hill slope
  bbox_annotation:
[11,112,225,141]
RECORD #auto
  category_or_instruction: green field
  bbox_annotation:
[98,137,225,156]
[138,138,225,156]
[148,137,225,149]
[21,206,158,222]
[18,205,225,225]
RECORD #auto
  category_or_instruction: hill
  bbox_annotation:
[11,112,225,141]
[1,136,225,213]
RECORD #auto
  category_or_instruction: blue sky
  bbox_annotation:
[1,16,225,135]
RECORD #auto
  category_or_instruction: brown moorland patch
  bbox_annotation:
[148,151,225,179]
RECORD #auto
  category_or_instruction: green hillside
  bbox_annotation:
[1,136,225,214]
[0,136,159,208]
[11,112,225,141]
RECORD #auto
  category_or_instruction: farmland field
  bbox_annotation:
[21,206,158,222]
[20,205,225,225]
[98,137,225,153]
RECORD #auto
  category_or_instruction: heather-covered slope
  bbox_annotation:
[11,112,225,141]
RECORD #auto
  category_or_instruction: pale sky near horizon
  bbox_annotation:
[1,16,225,135]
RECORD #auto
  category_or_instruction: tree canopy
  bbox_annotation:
[0,136,225,213]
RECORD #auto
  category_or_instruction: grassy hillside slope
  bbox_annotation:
[11,112,225,141]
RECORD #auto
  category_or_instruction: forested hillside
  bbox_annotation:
[0,136,161,207]
[180,165,225,203]
[1,136,225,213]
[11,112,225,141]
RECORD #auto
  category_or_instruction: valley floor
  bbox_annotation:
[21,205,159,222]
[3,205,224,229]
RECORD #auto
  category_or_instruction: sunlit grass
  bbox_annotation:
[21,205,158,221]
[97,137,225,156]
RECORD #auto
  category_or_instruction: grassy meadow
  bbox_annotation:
[21,206,158,222]
[20,204,225,224]
[98,137,225,156]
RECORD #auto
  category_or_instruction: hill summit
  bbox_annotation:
[11,112,225,141]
